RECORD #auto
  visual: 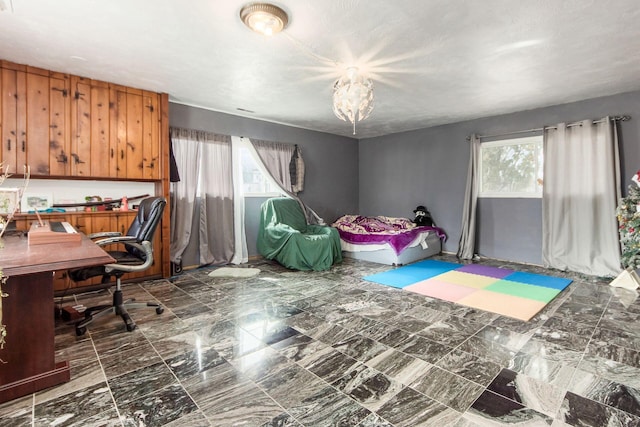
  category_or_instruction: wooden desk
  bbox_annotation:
[0,233,114,403]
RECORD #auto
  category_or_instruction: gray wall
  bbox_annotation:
[169,103,359,259]
[359,90,640,265]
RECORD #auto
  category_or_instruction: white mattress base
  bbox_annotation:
[341,232,442,266]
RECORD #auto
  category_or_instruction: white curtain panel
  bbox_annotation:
[457,134,481,259]
[542,118,622,276]
[230,136,248,265]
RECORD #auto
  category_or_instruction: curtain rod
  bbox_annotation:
[468,115,631,141]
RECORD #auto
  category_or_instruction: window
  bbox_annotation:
[479,135,543,198]
[239,147,283,196]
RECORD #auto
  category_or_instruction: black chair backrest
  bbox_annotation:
[125,197,166,259]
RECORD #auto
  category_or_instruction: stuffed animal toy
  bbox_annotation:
[413,205,435,227]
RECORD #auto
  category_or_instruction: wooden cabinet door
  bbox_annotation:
[89,82,111,177]
[67,212,89,234]
[25,72,50,175]
[111,88,160,179]
[142,91,160,179]
[70,76,91,176]
[48,73,71,176]
[25,70,70,176]
[1,67,27,175]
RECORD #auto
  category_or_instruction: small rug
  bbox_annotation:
[363,260,572,321]
[208,267,261,278]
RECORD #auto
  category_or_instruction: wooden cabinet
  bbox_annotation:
[111,86,160,179]
[1,61,162,181]
[1,64,27,174]
[0,62,71,176]
[2,59,171,291]
[69,79,161,179]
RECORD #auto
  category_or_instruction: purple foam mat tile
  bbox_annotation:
[456,264,514,279]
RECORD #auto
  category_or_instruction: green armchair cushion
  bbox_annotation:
[257,197,342,271]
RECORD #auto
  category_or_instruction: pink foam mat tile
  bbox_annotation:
[405,279,478,302]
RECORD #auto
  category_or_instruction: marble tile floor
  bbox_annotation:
[2,254,640,426]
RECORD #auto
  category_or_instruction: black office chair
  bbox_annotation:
[69,196,166,336]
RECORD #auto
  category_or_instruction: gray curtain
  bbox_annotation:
[170,128,234,267]
[199,135,234,265]
[251,139,295,191]
[250,138,323,225]
[457,134,481,259]
[542,117,622,276]
[169,129,200,266]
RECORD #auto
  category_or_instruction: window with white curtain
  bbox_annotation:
[479,135,543,198]
[239,147,282,196]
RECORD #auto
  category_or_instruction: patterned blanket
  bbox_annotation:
[332,215,446,255]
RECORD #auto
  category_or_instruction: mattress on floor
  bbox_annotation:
[341,231,442,266]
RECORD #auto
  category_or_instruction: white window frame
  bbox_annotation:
[478,135,543,198]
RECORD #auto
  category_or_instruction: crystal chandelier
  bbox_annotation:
[332,67,374,135]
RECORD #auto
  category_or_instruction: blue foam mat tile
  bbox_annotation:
[363,259,461,288]
[502,271,572,290]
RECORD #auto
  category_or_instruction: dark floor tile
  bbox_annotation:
[165,346,226,380]
[559,391,640,427]
[586,341,640,369]
[376,387,459,426]
[108,361,177,405]
[465,390,553,425]
[228,346,291,382]
[331,333,387,362]
[486,368,565,417]
[287,386,371,427]
[569,368,640,417]
[417,315,484,346]
[397,334,453,364]
[532,316,594,352]
[508,352,576,389]
[161,410,212,426]
[33,381,115,426]
[270,332,330,362]
[257,363,328,409]
[365,347,432,385]
[99,341,164,379]
[435,348,502,387]
[119,383,198,427]
[592,326,640,352]
[301,347,362,383]
[410,365,484,412]
[332,365,404,411]
[260,412,303,426]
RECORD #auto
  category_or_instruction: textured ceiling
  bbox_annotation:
[1,0,640,138]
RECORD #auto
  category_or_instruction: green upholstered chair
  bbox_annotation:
[257,197,342,271]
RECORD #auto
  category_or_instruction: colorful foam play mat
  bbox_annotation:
[363,260,572,321]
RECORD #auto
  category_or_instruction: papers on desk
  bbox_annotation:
[28,221,81,245]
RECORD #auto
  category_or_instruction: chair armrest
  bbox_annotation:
[94,235,137,247]
[104,241,154,273]
[87,231,122,239]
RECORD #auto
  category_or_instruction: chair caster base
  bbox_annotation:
[76,326,87,336]
[156,306,164,315]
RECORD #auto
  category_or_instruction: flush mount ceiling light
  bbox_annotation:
[333,67,375,135]
[240,3,289,36]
